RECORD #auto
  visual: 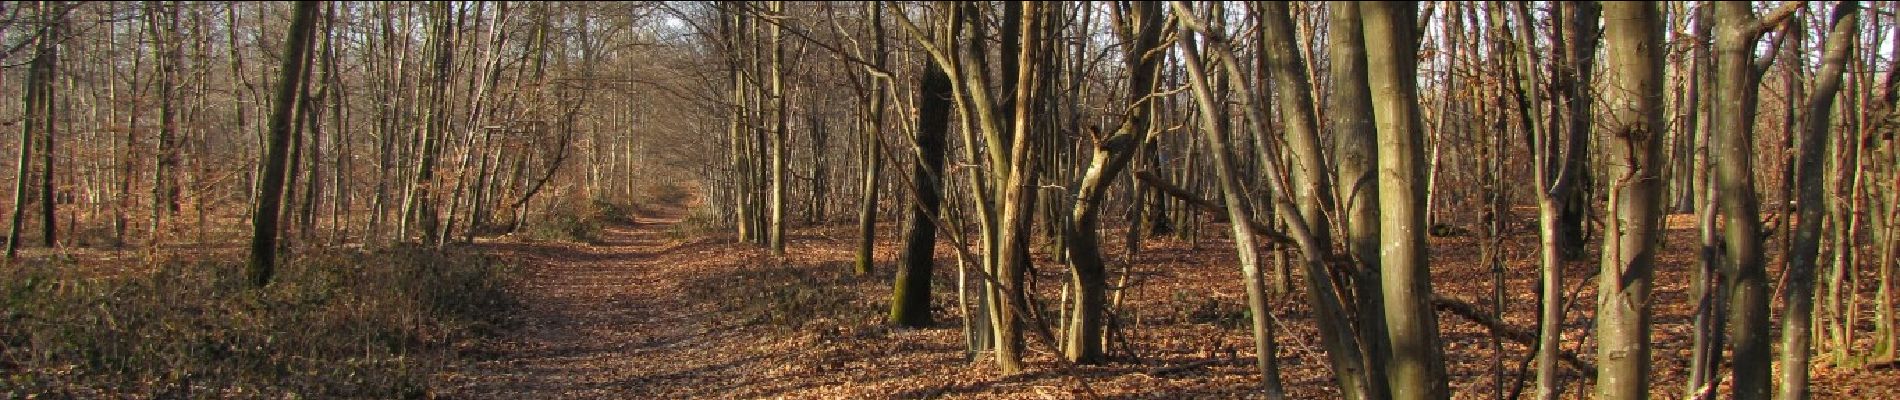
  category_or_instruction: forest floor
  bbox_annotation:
[432,197,1900,399]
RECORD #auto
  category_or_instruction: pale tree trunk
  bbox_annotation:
[1779,4,1855,399]
[1361,2,1450,399]
[400,1,457,243]
[767,0,788,255]
[247,0,321,287]
[1593,3,1665,398]
[989,3,1044,374]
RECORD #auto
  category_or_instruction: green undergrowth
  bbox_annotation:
[0,246,518,398]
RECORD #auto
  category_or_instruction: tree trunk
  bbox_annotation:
[1257,3,1378,398]
[6,1,56,259]
[1594,3,1666,398]
[1361,2,1450,398]
[1330,2,1392,399]
[1780,4,1855,399]
[853,5,887,276]
[767,0,788,255]
[37,1,60,248]
[989,3,1044,374]
[1712,3,1802,398]
[1061,0,1162,365]
[888,11,957,328]
[247,0,321,287]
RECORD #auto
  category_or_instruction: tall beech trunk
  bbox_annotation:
[988,3,1044,374]
[767,0,788,255]
[1257,3,1378,398]
[1361,2,1450,398]
[1594,3,1666,398]
[1712,3,1803,399]
[854,5,887,276]
[1330,2,1392,399]
[7,1,58,258]
[37,1,60,248]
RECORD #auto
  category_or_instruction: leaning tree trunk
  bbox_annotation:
[1361,2,1450,399]
[1256,3,1379,399]
[247,0,321,287]
[1171,4,1284,394]
[1780,4,1856,400]
[1593,3,1666,398]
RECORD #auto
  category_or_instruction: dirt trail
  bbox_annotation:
[434,203,758,399]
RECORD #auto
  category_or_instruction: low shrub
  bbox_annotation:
[522,198,639,244]
[682,263,869,330]
[0,247,517,398]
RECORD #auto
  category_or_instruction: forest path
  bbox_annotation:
[434,199,760,398]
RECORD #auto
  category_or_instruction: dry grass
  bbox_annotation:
[0,246,518,399]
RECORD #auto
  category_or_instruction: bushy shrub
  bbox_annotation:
[0,247,517,398]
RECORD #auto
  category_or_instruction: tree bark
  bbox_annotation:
[1330,2,1392,398]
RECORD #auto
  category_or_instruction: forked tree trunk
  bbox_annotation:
[1329,3,1392,399]
[1060,0,1162,365]
[1712,3,1803,398]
